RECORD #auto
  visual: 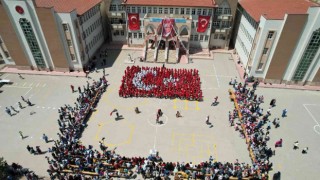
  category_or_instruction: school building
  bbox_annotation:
[0,0,238,70]
[234,0,320,85]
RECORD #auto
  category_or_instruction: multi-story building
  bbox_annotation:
[0,0,106,71]
[107,0,237,63]
[234,0,320,85]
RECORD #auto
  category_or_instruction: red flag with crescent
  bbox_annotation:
[197,15,210,33]
[128,13,140,31]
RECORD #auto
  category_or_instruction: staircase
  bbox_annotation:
[167,50,177,63]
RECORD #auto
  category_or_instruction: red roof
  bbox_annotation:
[35,0,101,15]
[125,0,216,8]
[240,0,319,22]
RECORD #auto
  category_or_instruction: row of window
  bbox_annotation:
[83,18,102,39]
[238,5,258,30]
[110,18,124,24]
[128,32,143,39]
[79,5,99,25]
[212,20,231,28]
[190,35,209,42]
[239,23,253,43]
[237,36,250,58]
[113,30,125,36]
[126,6,214,16]
[213,34,226,40]
[86,31,104,52]
[109,4,124,11]
[0,36,10,59]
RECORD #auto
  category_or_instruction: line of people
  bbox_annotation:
[5,96,33,116]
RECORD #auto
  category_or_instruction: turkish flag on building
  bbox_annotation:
[197,15,210,33]
[128,13,140,31]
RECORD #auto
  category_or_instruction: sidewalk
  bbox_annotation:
[0,66,86,77]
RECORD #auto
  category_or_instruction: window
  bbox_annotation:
[181,8,185,15]
[164,8,168,14]
[292,28,320,81]
[19,18,45,68]
[263,48,268,54]
[128,33,132,38]
[202,9,207,15]
[186,8,190,15]
[200,35,204,41]
[219,34,225,40]
[142,7,146,13]
[208,9,213,16]
[205,35,209,41]
[126,7,130,13]
[194,35,199,41]
[267,31,274,39]
[133,33,137,38]
[190,35,194,41]
[62,24,68,31]
[224,8,231,15]
[153,7,157,14]
[137,7,141,13]
[191,22,195,28]
[114,30,120,36]
[67,40,72,46]
[121,31,124,36]
[175,8,179,14]
[118,4,124,11]
[148,7,152,13]
[213,20,220,27]
[139,33,142,39]
[132,7,136,13]
[170,8,173,14]
[159,7,163,14]
[70,54,75,60]
[216,8,223,15]
[191,8,196,15]
[109,4,117,11]
[214,34,218,39]
[197,9,202,15]
[4,51,10,58]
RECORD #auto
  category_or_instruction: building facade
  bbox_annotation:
[107,0,237,63]
[234,0,320,85]
[0,0,106,71]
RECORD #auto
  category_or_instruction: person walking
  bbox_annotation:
[293,141,299,150]
[10,106,19,113]
[206,116,210,124]
[26,99,32,106]
[18,102,23,109]
[302,147,308,154]
[103,68,105,76]
[42,134,49,143]
[78,86,81,93]
[21,96,26,102]
[5,107,12,116]
[176,111,181,118]
[19,131,24,139]
[70,85,75,93]
[282,109,288,117]
[211,96,218,106]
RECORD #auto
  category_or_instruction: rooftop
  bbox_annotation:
[239,0,319,22]
[34,0,101,15]
[124,0,216,8]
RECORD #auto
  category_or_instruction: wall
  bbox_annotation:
[265,14,308,82]
[0,2,28,66]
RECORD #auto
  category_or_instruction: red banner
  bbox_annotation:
[128,13,140,31]
[161,18,175,38]
[197,15,210,33]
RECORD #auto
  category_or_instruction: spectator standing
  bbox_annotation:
[282,109,288,117]
[42,134,49,143]
[70,85,75,93]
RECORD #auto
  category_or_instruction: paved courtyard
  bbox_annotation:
[0,50,320,179]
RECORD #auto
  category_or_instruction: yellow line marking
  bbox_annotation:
[195,101,200,110]
[184,100,188,110]
[214,144,217,162]
[173,99,177,110]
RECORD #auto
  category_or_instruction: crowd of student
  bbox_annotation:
[119,66,203,101]
[46,76,108,179]
[229,78,274,179]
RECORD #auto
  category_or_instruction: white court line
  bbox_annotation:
[303,104,320,135]
[36,83,40,87]
[29,83,33,87]
[23,82,27,86]
[212,63,220,88]
[205,75,234,78]
[42,83,47,87]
